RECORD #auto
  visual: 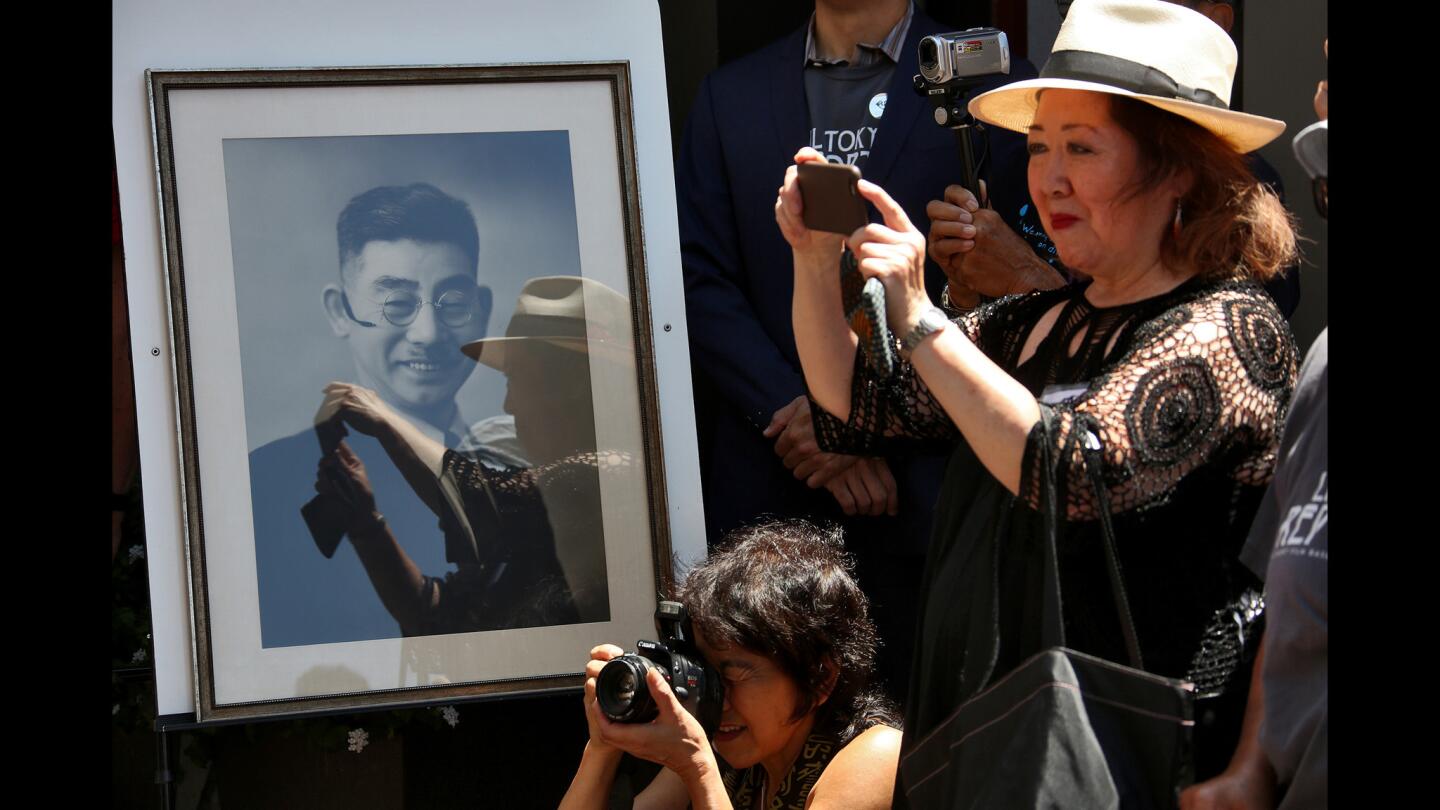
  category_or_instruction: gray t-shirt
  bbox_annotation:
[1239,328,1328,809]
[804,60,894,169]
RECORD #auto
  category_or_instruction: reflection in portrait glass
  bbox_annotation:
[225,131,616,652]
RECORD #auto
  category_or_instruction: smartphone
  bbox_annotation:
[798,162,868,235]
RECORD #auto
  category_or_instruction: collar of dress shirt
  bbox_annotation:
[803,1,914,67]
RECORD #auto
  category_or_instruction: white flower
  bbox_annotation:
[128,545,145,562]
[131,649,148,664]
[347,728,370,753]
[439,706,459,728]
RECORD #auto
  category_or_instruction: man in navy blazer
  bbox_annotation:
[677,1,1051,695]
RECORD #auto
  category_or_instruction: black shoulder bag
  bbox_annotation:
[898,419,1195,809]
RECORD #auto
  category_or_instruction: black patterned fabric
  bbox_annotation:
[722,730,842,810]
[810,276,1297,784]
[416,450,632,634]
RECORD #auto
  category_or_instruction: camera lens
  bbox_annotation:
[919,38,940,80]
[596,655,661,723]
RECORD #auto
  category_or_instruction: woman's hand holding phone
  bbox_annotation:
[776,148,850,265]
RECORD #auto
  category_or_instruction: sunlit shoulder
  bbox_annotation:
[805,724,903,810]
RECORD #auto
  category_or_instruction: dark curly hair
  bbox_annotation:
[676,520,900,744]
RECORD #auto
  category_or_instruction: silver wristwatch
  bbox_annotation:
[901,307,950,356]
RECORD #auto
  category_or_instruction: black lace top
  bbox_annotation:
[811,277,1296,764]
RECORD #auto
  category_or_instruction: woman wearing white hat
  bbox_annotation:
[779,0,1299,794]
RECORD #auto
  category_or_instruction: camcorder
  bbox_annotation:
[915,28,1011,129]
[912,27,1012,216]
[595,601,724,736]
[917,28,1011,89]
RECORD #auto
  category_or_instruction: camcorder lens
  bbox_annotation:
[596,656,660,722]
[919,38,939,79]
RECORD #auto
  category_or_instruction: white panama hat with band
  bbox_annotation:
[967,0,1285,154]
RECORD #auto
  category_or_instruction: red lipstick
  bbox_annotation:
[1050,214,1079,230]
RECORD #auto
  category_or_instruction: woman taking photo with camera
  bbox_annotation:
[559,521,901,810]
[781,0,1299,794]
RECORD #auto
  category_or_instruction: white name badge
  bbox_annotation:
[1039,382,1089,405]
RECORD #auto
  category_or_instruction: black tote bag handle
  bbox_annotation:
[1037,412,1066,652]
[1037,411,1144,670]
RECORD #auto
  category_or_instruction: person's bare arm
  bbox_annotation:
[778,149,864,420]
[561,647,730,810]
[320,382,448,516]
[806,725,902,810]
[1179,639,1276,810]
[316,442,437,633]
[631,769,693,810]
[595,668,733,809]
[830,179,1040,494]
[781,149,1038,490]
[904,316,1041,494]
[560,645,693,810]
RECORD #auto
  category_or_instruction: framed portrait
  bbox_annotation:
[148,62,672,722]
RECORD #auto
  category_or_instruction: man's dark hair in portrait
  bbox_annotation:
[337,183,481,277]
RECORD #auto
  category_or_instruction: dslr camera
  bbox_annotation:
[595,601,724,736]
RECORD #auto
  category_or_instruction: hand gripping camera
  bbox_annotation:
[595,601,724,736]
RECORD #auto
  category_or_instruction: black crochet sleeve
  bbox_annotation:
[1017,285,1296,519]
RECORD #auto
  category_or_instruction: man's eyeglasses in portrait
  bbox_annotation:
[342,289,478,329]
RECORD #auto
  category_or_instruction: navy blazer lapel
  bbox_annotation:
[863,12,940,187]
[769,26,810,164]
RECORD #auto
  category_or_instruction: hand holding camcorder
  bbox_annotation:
[913,28,1011,202]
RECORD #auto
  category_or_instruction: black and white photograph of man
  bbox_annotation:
[228,130,611,649]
